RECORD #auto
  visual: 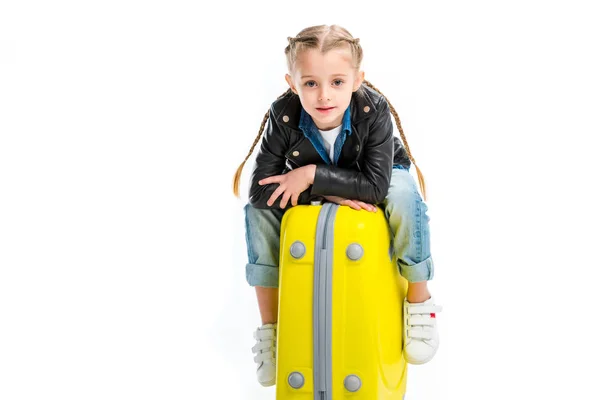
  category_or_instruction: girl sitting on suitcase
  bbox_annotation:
[232,24,443,387]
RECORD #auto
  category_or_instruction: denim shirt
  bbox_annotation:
[298,105,409,171]
[298,105,352,166]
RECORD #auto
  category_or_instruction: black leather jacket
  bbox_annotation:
[249,84,411,209]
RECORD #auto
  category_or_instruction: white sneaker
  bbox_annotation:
[403,297,443,365]
[251,323,277,387]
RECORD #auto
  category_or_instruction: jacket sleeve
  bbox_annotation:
[248,107,320,209]
[310,97,394,204]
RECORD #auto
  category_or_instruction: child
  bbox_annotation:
[232,24,443,387]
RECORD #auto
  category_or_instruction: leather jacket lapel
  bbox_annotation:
[285,137,325,167]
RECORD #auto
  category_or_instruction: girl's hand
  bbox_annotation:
[259,165,317,208]
[323,195,378,212]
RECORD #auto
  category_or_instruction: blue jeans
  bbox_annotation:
[244,166,434,287]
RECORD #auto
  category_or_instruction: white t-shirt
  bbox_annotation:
[318,124,342,163]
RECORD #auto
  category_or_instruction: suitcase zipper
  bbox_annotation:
[314,203,338,400]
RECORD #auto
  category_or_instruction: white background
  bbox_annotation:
[1,1,599,399]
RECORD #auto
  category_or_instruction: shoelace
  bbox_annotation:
[252,326,277,364]
[406,302,443,340]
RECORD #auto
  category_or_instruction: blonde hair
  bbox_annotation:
[232,24,427,201]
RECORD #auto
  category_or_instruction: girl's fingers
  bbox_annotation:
[355,201,377,212]
[267,185,285,206]
[279,191,292,209]
[259,175,282,185]
[291,192,300,207]
[343,200,361,211]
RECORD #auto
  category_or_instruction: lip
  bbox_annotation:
[316,106,335,114]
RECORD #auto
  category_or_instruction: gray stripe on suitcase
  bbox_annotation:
[324,204,337,400]
[313,203,338,400]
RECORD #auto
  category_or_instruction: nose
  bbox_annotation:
[318,87,330,102]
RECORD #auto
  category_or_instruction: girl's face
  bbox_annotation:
[285,47,364,131]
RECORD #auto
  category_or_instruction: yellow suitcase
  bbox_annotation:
[276,203,409,399]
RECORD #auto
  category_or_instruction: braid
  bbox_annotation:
[363,80,428,201]
[232,89,290,197]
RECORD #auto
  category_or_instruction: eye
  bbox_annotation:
[304,81,317,87]
[333,79,344,86]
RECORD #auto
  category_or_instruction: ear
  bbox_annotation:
[353,70,365,92]
[285,74,298,95]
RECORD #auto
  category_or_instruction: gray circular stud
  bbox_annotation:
[344,374,362,392]
[290,241,306,259]
[346,243,364,261]
[288,372,305,389]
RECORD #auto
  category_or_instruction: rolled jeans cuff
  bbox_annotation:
[246,263,279,288]
[399,256,434,283]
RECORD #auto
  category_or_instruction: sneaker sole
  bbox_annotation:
[404,349,437,365]
[259,378,275,387]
